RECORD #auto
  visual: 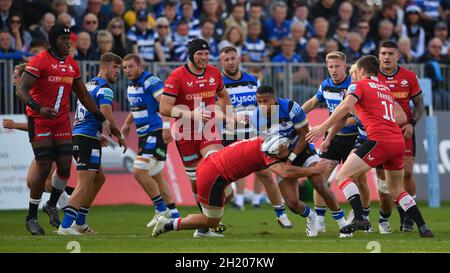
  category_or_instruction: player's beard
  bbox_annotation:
[225,67,239,77]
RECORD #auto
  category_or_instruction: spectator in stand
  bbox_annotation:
[51,0,69,16]
[291,3,315,39]
[272,37,303,81]
[242,19,268,63]
[434,21,450,54]
[313,17,329,54]
[0,29,31,62]
[301,37,324,63]
[163,0,179,33]
[265,1,291,55]
[414,0,446,40]
[31,12,55,44]
[356,19,376,55]
[7,12,32,52]
[93,30,114,60]
[74,31,94,61]
[80,0,110,30]
[172,20,190,61]
[401,5,426,60]
[108,0,126,21]
[328,1,357,36]
[124,0,156,30]
[311,0,339,20]
[370,0,400,38]
[397,36,416,63]
[83,13,100,53]
[200,0,226,41]
[323,38,339,56]
[225,3,248,37]
[378,19,396,42]
[154,16,174,62]
[332,21,350,51]
[178,0,200,39]
[57,13,75,30]
[107,17,132,58]
[358,4,375,23]
[219,25,245,56]
[344,32,364,63]
[418,37,450,109]
[127,10,157,62]
[0,0,14,30]
[290,21,308,55]
[149,0,165,18]
[199,19,219,62]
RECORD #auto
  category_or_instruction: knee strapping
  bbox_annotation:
[133,157,156,170]
[52,171,68,190]
[185,167,197,181]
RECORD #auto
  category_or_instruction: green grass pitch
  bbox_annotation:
[1,202,449,253]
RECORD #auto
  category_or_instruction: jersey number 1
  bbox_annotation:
[54,86,64,113]
[381,101,395,122]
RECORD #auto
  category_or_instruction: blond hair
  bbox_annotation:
[325,51,347,63]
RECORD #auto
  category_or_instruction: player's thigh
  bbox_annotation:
[335,153,371,184]
[254,168,275,185]
[278,178,300,204]
[72,136,102,174]
[318,158,339,182]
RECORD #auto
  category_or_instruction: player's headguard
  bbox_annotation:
[187,38,210,64]
[48,24,71,50]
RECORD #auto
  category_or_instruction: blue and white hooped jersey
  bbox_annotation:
[223,72,259,134]
[73,76,114,139]
[251,97,314,151]
[315,75,358,136]
[354,114,367,141]
[127,71,164,137]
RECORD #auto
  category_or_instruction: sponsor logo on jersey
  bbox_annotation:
[128,96,143,104]
[209,77,215,85]
[165,83,174,89]
[230,94,256,105]
[187,81,193,87]
[51,64,58,69]
[400,79,408,87]
[392,91,409,99]
[48,76,74,84]
[185,91,215,100]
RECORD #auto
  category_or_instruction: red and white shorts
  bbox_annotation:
[355,140,405,170]
[28,115,72,142]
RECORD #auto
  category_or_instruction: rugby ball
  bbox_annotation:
[261,135,290,156]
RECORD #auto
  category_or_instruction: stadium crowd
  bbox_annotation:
[0,0,449,65]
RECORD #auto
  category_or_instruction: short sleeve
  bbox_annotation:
[25,55,44,78]
[72,61,81,80]
[347,83,363,101]
[215,68,225,92]
[315,84,325,103]
[98,87,114,107]
[409,73,422,97]
[289,100,308,129]
[144,76,164,99]
[163,72,180,98]
[261,151,280,167]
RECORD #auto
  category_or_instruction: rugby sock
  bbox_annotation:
[61,206,77,228]
[331,209,345,221]
[273,204,286,218]
[340,179,364,220]
[47,187,63,207]
[75,207,89,225]
[396,203,406,225]
[151,195,167,213]
[301,205,311,218]
[396,192,427,230]
[27,198,41,220]
[164,218,182,231]
[252,193,262,206]
[362,207,371,220]
[379,209,391,223]
[234,194,244,207]
[64,186,75,195]
[167,203,180,218]
[194,195,209,233]
[315,207,327,217]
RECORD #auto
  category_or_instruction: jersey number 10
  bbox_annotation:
[381,101,395,122]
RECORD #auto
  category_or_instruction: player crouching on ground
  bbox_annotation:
[152,135,332,237]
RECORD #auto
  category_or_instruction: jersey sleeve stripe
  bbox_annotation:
[349,93,360,101]
[152,88,164,98]
[411,90,422,98]
[163,92,177,98]
[294,118,308,129]
[24,70,39,78]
